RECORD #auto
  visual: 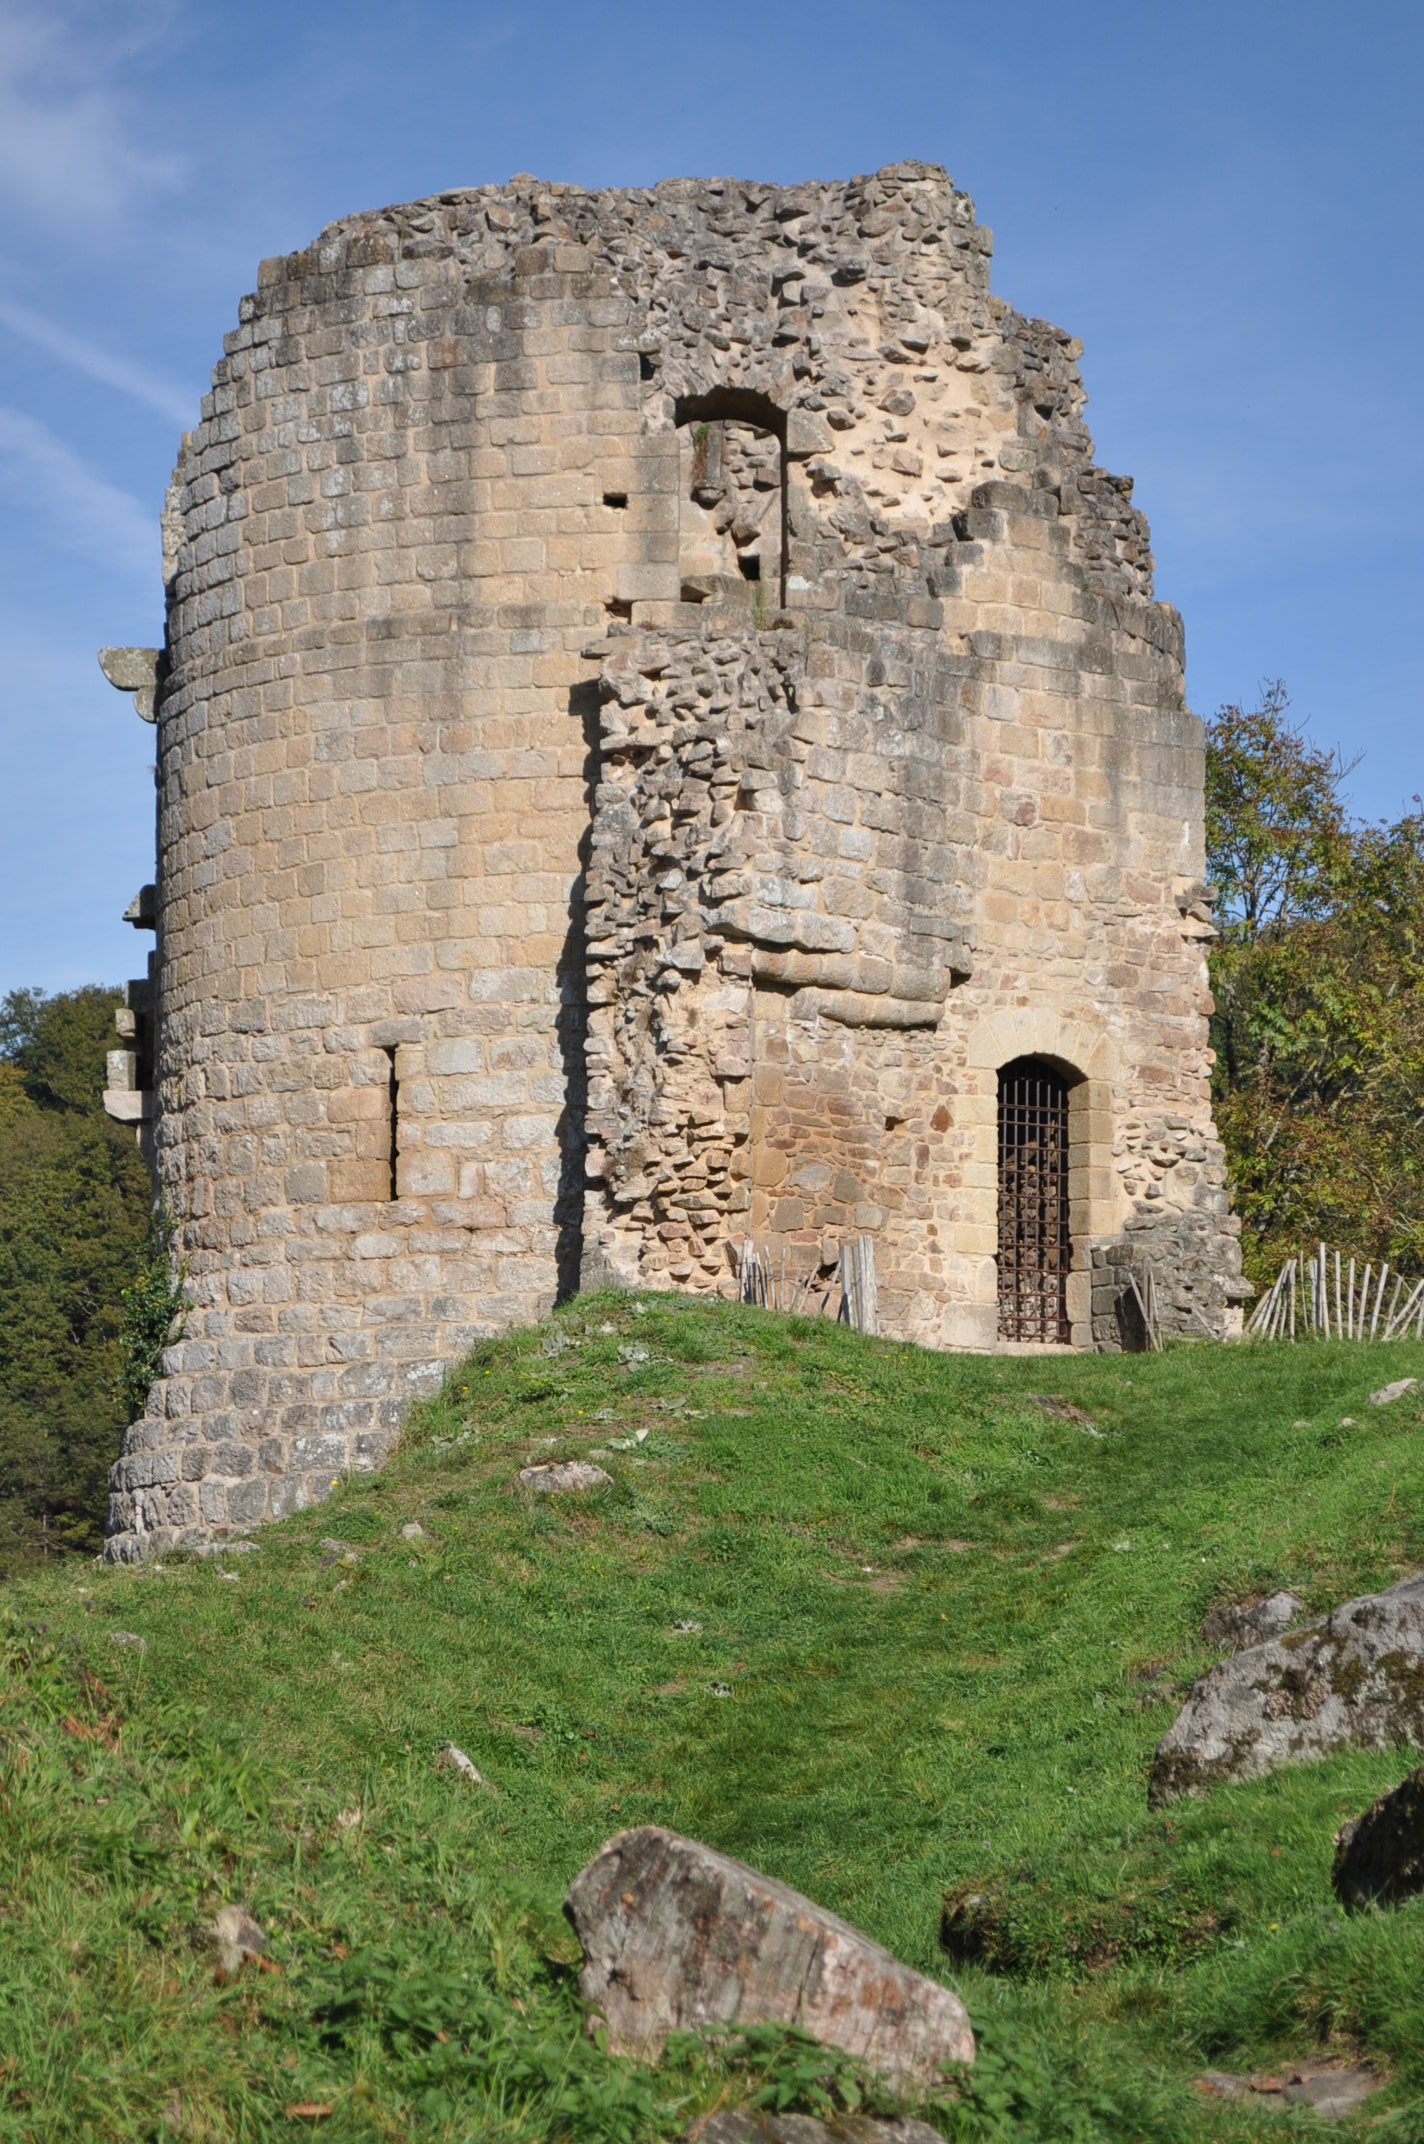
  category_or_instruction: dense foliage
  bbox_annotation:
[0,988,152,1574]
[1206,686,1424,1283]
[118,1202,187,1425]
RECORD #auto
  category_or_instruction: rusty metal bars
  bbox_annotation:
[997,1060,1072,1344]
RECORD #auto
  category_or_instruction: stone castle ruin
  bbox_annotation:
[99,163,1249,1559]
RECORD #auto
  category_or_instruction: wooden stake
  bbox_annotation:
[1386,1272,1404,1337]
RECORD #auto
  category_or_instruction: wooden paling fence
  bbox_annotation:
[738,1235,879,1337]
[1247,1243,1424,1343]
[1124,1266,1162,1352]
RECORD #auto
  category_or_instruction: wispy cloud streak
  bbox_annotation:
[0,292,195,427]
[0,1,186,233]
[0,404,154,576]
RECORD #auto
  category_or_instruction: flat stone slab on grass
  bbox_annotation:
[1151,1572,1424,1803]
[687,2114,945,2143]
[565,1825,973,2090]
[1369,1378,1416,1407]
[519,1461,612,1494]
[1333,1761,1424,1909]
[1196,2062,1383,2121]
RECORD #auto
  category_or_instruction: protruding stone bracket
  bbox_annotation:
[124,884,157,930]
[98,645,163,723]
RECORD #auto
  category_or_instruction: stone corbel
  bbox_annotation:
[98,645,163,722]
[1174,878,1218,941]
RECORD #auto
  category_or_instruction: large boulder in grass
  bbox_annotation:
[1151,1573,1424,1805]
[564,1826,974,2089]
[1333,1762,1424,1909]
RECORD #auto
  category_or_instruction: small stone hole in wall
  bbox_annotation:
[738,555,761,581]
[602,492,628,509]
[605,598,633,621]
[382,1046,398,1202]
[639,353,657,382]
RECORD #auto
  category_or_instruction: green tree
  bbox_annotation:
[1206,688,1424,1280]
[0,987,153,1572]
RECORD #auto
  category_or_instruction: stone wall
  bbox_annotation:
[101,164,1246,1559]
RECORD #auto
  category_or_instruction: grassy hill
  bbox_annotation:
[3,1292,1424,2141]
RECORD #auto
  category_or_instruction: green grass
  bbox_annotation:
[3,1291,1424,2140]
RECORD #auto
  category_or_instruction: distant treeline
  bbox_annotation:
[1206,686,1424,1284]
[0,987,151,1576]
[1,687,1418,1572]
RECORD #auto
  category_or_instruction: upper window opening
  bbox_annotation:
[675,393,786,610]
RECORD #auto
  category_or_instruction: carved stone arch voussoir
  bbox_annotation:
[964,1006,1118,1084]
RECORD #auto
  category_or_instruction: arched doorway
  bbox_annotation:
[997,1056,1072,1342]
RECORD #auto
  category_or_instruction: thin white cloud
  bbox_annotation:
[0,291,194,427]
[0,404,154,576]
[0,1,187,233]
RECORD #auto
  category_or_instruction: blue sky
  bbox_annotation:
[0,0,1417,994]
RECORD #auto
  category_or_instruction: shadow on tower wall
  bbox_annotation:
[554,678,603,1301]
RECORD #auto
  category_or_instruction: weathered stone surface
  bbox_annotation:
[520,1461,612,1494]
[938,1881,1007,1968]
[1369,1378,1416,1407]
[564,1825,974,2088]
[97,645,161,721]
[686,2113,944,2143]
[1200,1590,1308,1651]
[100,163,1243,1559]
[319,1537,361,1567]
[1281,2066,1383,2117]
[1151,1573,1424,1803]
[434,1741,484,1784]
[211,1905,265,1974]
[1024,1395,1097,1431]
[1333,1761,1424,1909]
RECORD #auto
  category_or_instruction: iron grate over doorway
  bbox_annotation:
[997,1056,1072,1343]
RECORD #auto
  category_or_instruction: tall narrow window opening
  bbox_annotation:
[673,389,787,609]
[382,1045,399,1201]
[997,1056,1072,1343]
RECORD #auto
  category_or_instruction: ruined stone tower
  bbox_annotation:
[100,163,1248,1559]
